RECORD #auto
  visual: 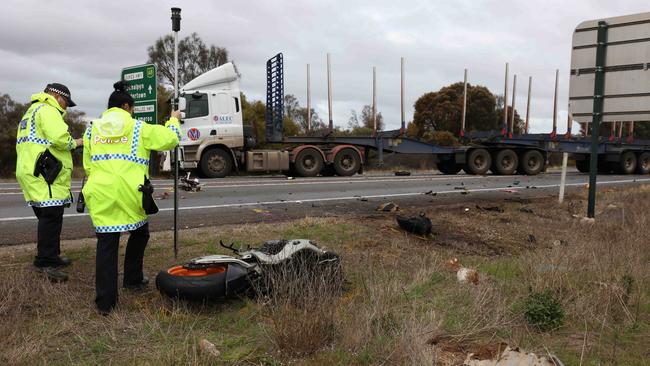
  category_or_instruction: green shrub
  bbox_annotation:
[523,291,564,331]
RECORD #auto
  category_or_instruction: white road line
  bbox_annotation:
[0,177,648,223]
[0,172,583,196]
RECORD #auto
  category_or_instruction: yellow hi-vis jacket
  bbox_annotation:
[16,92,77,207]
[82,108,180,233]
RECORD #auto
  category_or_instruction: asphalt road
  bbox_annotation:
[2,170,650,246]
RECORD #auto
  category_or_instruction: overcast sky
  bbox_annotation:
[1,1,649,133]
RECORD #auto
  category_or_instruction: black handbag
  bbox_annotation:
[138,176,159,215]
[33,149,62,198]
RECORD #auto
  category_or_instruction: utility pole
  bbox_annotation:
[171,7,181,258]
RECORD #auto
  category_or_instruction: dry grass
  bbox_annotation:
[1,186,649,365]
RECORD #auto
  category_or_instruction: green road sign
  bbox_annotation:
[121,64,157,124]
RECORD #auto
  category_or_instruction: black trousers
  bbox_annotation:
[32,206,64,267]
[95,223,150,312]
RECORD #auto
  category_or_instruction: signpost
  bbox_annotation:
[569,12,650,217]
[121,64,158,124]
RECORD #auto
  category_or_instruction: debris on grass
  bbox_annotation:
[518,207,534,214]
[476,205,504,213]
[580,217,595,224]
[463,346,563,366]
[446,258,479,285]
[396,213,432,236]
[527,234,537,244]
[377,202,399,212]
[199,339,220,358]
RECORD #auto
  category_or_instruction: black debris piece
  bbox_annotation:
[396,213,432,236]
[395,171,411,176]
[476,205,504,213]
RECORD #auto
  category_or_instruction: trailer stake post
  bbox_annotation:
[510,74,517,137]
[400,57,405,134]
[502,63,509,136]
[327,53,333,134]
[551,69,559,138]
[372,66,377,136]
[461,68,467,138]
[525,76,532,134]
[587,21,608,218]
[307,63,311,133]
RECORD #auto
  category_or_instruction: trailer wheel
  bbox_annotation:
[200,148,232,178]
[464,149,491,175]
[333,148,361,176]
[437,160,462,175]
[575,158,590,173]
[518,150,544,175]
[636,152,650,174]
[491,149,518,175]
[617,151,637,174]
[294,148,324,177]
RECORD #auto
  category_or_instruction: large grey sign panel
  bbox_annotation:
[569,12,650,123]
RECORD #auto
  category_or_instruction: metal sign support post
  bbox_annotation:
[171,7,181,258]
[587,21,608,218]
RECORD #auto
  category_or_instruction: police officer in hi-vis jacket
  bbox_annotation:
[82,81,181,315]
[15,83,83,282]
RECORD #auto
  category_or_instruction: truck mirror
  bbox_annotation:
[178,97,186,111]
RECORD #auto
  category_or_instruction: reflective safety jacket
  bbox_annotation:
[82,108,180,233]
[15,92,77,207]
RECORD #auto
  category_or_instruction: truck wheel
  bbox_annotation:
[575,158,590,173]
[437,160,461,175]
[492,149,518,175]
[464,149,491,175]
[617,151,637,174]
[636,152,650,174]
[333,148,361,176]
[294,148,324,177]
[200,148,232,178]
[518,150,544,175]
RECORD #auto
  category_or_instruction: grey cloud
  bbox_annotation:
[1,0,649,132]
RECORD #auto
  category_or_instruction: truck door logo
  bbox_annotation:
[188,128,200,141]
[213,115,233,123]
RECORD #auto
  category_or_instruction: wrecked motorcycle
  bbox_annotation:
[155,239,341,301]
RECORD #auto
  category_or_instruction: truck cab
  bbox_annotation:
[178,63,248,177]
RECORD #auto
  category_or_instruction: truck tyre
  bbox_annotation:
[518,150,544,176]
[617,151,637,174]
[492,149,519,175]
[464,148,491,175]
[575,158,590,173]
[437,160,462,175]
[333,148,361,176]
[294,148,324,177]
[636,152,650,174]
[200,148,232,178]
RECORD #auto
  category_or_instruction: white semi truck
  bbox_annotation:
[176,55,366,178]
